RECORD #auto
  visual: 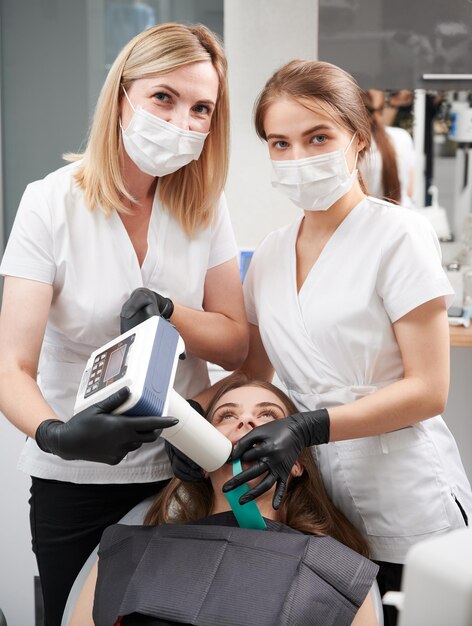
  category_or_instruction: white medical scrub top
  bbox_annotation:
[244,196,472,562]
[0,161,238,484]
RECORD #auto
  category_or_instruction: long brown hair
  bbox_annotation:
[145,376,370,557]
[66,23,229,237]
[361,90,401,203]
[253,59,371,194]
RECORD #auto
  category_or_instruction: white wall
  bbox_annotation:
[224,0,318,248]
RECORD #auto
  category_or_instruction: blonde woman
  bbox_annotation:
[0,23,248,625]
[68,378,379,626]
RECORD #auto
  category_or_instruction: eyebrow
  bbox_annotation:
[150,83,180,97]
[212,401,286,414]
[256,401,286,413]
[266,124,334,141]
[149,83,216,107]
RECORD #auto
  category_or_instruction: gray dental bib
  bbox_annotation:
[93,511,377,626]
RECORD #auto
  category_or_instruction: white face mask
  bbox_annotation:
[121,87,209,177]
[270,134,358,211]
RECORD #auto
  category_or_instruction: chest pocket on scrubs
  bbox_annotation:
[334,426,451,537]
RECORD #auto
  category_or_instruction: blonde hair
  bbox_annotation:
[254,59,371,194]
[145,376,370,558]
[66,22,229,236]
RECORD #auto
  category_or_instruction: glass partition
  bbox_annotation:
[105,0,223,69]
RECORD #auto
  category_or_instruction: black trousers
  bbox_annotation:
[29,476,168,626]
[375,560,404,626]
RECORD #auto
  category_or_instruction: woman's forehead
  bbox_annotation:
[264,96,348,133]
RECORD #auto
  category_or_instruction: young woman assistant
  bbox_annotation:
[201,60,471,626]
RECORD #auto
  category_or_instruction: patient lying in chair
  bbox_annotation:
[68,377,379,626]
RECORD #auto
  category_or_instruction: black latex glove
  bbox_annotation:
[120,287,174,333]
[165,399,206,482]
[222,409,330,509]
[35,387,179,465]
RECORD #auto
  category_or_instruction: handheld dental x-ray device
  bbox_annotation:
[74,316,232,472]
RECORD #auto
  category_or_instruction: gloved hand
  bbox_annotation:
[222,409,330,509]
[165,399,206,482]
[35,387,179,465]
[165,441,205,482]
[120,287,174,333]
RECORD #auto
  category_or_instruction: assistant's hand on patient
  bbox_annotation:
[223,409,330,509]
[120,287,174,333]
[35,387,178,465]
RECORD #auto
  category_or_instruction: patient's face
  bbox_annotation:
[209,385,287,445]
[207,385,303,514]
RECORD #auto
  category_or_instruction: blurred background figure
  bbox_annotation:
[360,89,416,208]
[381,89,445,207]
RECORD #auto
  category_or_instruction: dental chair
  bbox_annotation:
[61,495,155,626]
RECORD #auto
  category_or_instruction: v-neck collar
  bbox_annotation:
[291,198,365,298]
[109,187,168,286]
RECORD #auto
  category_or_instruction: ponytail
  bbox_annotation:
[362,90,401,203]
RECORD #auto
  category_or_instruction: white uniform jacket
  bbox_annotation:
[0,161,238,484]
[244,196,472,562]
